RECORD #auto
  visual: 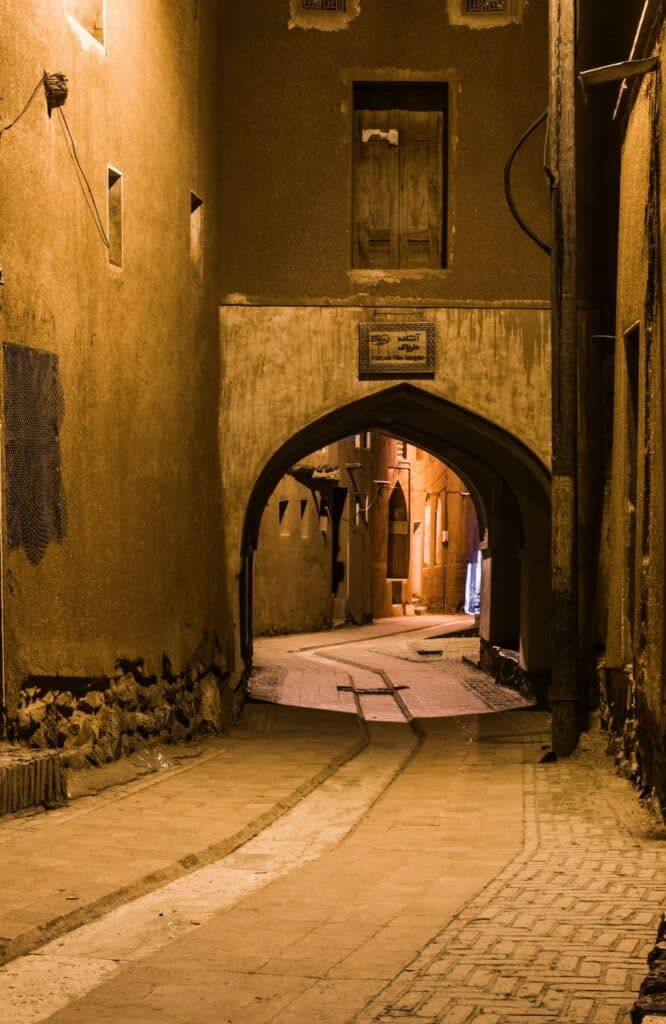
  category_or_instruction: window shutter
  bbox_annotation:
[353,83,446,270]
[399,109,443,269]
[354,109,399,268]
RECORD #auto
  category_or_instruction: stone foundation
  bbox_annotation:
[632,916,666,1022]
[478,638,550,707]
[10,657,239,771]
[599,659,666,818]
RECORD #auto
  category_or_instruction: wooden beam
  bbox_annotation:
[549,0,581,756]
[579,56,659,88]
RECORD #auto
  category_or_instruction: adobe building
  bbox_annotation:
[254,432,478,633]
[226,0,553,699]
[0,1,233,766]
[1,0,665,829]
[588,2,666,812]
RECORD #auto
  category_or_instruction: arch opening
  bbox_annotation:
[239,385,551,681]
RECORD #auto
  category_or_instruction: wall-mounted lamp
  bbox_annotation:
[44,72,69,117]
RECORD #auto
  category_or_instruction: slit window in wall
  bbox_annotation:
[435,496,443,565]
[107,167,123,268]
[624,325,640,647]
[66,0,104,46]
[300,498,309,539]
[190,193,203,274]
[278,499,290,536]
[423,494,432,566]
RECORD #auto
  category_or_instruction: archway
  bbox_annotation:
[240,385,551,679]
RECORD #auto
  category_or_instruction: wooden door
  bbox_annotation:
[353,99,444,269]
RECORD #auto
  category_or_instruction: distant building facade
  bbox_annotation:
[254,434,479,635]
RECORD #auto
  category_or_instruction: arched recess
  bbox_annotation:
[240,384,551,673]
[387,482,410,580]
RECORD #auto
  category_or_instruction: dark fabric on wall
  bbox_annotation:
[3,342,66,564]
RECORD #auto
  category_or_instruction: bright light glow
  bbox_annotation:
[66,12,105,53]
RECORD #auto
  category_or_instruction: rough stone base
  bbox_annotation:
[632,916,666,1022]
[478,638,550,707]
[0,746,66,817]
[9,656,239,772]
[599,659,666,818]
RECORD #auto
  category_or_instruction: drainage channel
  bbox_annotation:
[0,701,418,1023]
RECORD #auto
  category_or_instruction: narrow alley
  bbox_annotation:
[2,2,666,1022]
[0,619,663,1023]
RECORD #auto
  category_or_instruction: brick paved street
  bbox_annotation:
[251,615,530,721]
[0,621,663,1022]
[356,734,666,1024]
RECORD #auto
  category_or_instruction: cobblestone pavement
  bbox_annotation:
[355,732,666,1024]
[251,616,530,721]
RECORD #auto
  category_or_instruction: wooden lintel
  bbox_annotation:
[579,56,659,88]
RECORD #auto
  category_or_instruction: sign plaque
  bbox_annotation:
[358,322,435,380]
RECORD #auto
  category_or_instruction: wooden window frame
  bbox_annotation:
[352,82,448,271]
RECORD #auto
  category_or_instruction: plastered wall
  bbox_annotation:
[221,0,550,305]
[0,1,227,716]
[603,48,666,809]
[220,303,551,677]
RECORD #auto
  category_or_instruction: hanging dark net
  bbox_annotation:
[3,343,67,564]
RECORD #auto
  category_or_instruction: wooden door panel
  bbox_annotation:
[354,110,399,267]
[353,98,444,269]
[399,109,443,268]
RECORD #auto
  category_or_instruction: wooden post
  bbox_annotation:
[549,0,582,755]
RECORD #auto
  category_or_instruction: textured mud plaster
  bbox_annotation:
[289,0,360,32]
[447,0,527,30]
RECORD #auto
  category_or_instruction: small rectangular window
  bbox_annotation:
[624,326,640,644]
[66,0,104,46]
[190,193,203,274]
[278,499,290,536]
[396,440,408,459]
[107,167,122,268]
[299,498,309,538]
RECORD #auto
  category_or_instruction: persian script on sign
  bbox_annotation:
[358,322,436,379]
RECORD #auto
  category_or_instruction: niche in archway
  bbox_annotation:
[387,482,409,581]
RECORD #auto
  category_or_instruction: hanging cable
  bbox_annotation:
[503,108,552,256]
[57,107,110,248]
[0,73,46,144]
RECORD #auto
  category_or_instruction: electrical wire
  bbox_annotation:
[57,107,110,248]
[504,108,552,256]
[0,73,46,143]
